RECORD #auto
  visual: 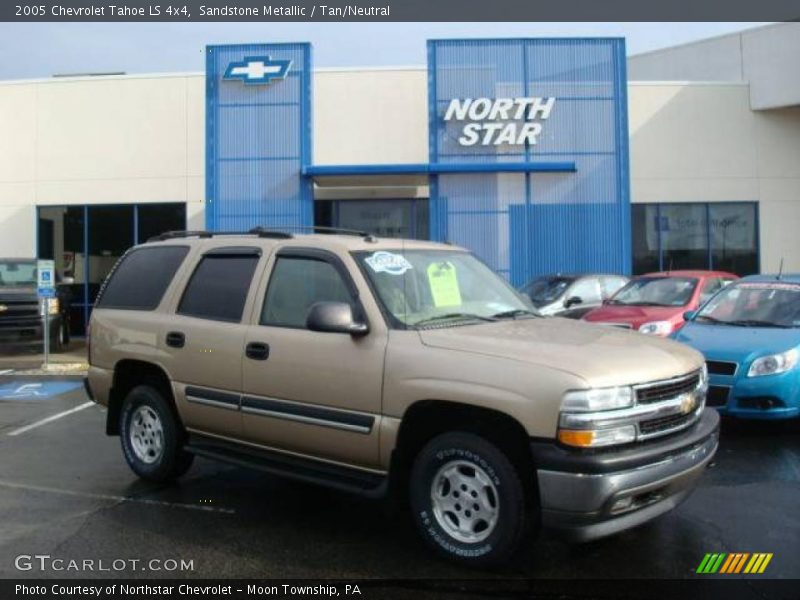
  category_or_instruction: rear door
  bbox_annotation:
[159,245,266,440]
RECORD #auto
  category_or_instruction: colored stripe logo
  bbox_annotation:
[696,553,773,574]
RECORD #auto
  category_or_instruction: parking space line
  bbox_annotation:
[6,401,94,436]
[0,479,236,514]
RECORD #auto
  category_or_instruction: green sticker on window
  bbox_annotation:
[427,261,462,307]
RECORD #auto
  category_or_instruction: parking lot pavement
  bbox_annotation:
[0,383,798,580]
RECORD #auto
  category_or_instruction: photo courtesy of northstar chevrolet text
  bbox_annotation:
[0,6,798,598]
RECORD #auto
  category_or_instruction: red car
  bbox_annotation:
[582,270,739,336]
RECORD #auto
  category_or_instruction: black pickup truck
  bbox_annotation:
[0,258,71,352]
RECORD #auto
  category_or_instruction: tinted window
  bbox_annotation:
[178,253,259,322]
[96,246,188,310]
[262,256,353,328]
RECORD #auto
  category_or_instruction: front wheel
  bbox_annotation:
[119,385,194,482]
[409,432,529,567]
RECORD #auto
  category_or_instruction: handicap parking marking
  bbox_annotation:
[0,379,83,401]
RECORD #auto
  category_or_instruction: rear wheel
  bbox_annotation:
[119,385,193,482]
[409,431,529,567]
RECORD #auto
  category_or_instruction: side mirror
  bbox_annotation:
[683,310,697,322]
[306,302,369,336]
[565,296,583,308]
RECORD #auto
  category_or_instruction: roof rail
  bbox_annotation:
[147,229,293,242]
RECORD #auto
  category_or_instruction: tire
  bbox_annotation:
[119,385,194,482]
[50,321,67,353]
[409,431,529,567]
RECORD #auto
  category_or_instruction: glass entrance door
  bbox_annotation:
[315,199,429,240]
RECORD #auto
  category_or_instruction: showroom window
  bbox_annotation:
[315,199,429,240]
[37,203,187,336]
[632,202,759,276]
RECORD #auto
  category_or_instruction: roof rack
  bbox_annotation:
[148,226,379,243]
[148,229,294,242]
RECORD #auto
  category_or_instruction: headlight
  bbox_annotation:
[48,298,60,315]
[747,349,798,377]
[638,321,673,336]
[561,386,633,412]
[558,386,635,448]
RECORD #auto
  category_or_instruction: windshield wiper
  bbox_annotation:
[491,308,539,320]
[412,313,497,328]
[724,319,791,329]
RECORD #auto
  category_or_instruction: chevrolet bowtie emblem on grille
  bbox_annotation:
[680,393,696,414]
[0,304,7,312]
[223,56,292,85]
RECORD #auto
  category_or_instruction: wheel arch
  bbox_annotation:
[390,399,538,509]
[107,359,177,436]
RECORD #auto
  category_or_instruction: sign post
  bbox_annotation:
[37,259,56,369]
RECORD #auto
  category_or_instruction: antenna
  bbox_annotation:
[777,257,784,280]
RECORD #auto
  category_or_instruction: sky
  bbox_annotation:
[0,22,770,80]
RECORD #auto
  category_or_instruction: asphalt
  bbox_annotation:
[0,383,798,581]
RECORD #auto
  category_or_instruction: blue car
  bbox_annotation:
[672,274,800,420]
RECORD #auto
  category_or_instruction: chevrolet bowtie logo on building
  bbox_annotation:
[696,552,773,574]
[223,56,291,85]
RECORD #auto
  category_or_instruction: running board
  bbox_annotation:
[186,434,388,499]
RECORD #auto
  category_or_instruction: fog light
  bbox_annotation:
[611,497,634,513]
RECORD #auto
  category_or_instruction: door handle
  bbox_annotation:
[245,342,270,361]
[166,331,185,348]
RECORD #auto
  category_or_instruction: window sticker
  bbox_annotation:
[364,251,413,275]
[427,261,463,307]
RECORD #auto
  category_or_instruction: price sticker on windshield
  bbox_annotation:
[427,261,462,307]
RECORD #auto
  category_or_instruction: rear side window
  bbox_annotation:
[96,246,189,310]
[178,250,260,322]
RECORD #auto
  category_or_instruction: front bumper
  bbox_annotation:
[0,315,61,345]
[532,408,719,542]
[709,371,800,420]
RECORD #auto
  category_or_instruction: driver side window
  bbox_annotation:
[261,256,354,328]
[568,278,602,304]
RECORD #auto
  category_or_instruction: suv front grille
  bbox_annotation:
[639,412,696,436]
[635,372,700,404]
[0,300,39,319]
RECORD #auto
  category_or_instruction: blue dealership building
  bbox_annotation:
[206,38,631,285]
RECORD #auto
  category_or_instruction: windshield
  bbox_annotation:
[355,249,535,328]
[695,282,800,328]
[609,276,698,307]
[521,276,572,307]
[0,261,37,287]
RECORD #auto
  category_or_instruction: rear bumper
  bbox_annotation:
[532,409,719,542]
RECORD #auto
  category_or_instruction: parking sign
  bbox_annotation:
[37,259,55,298]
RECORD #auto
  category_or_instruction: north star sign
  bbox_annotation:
[444,97,556,146]
[223,56,292,85]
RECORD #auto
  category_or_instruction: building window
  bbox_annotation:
[631,202,759,276]
[315,199,429,240]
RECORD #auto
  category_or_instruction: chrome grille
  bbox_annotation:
[636,372,701,404]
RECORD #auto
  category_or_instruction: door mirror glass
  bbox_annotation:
[306,302,368,336]
[565,296,583,308]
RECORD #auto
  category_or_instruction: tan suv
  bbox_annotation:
[85,229,719,566]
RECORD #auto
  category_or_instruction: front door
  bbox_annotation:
[241,248,387,469]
